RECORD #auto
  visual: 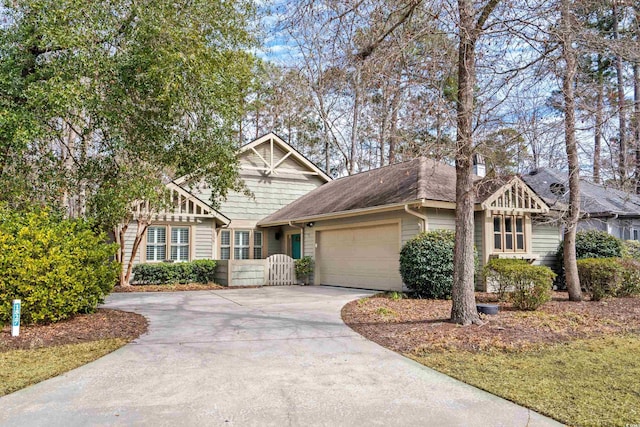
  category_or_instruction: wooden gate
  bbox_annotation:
[267,254,296,285]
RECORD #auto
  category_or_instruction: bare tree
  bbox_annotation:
[559,0,582,301]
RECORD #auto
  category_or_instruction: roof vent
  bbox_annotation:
[529,169,539,176]
[550,182,565,196]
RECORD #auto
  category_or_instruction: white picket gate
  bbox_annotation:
[267,254,296,286]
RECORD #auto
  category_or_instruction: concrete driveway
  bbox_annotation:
[0,286,560,426]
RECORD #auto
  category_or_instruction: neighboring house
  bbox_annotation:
[122,133,563,292]
[522,168,640,241]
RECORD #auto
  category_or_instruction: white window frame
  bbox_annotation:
[170,227,190,262]
[146,226,167,262]
[220,230,231,260]
[234,230,250,260]
[219,229,265,260]
[253,231,263,260]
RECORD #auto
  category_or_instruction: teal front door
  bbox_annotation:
[291,234,301,259]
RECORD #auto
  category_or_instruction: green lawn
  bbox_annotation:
[411,335,640,427]
[0,339,127,396]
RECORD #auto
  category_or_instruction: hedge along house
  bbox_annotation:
[120,133,331,285]
[523,167,640,241]
[258,157,554,292]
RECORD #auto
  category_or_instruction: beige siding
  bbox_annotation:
[194,220,215,259]
[221,175,323,221]
[213,259,268,286]
[304,226,315,257]
[122,221,141,271]
[474,212,484,264]
[192,146,326,223]
[402,215,421,245]
[426,208,457,231]
[532,222,561,267]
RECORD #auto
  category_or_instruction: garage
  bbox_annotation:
[315,223,403,291]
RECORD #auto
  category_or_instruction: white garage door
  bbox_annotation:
[316,223,403,291]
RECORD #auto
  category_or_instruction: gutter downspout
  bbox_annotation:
[288,221,304,257]
[608,213,618,237]
[404,204,429,232]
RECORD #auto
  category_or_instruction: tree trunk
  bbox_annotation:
[121,220,149,287]
[634,62,640,193]
[115,223,129,286]
[451,0,482,326]
[594,63,603,184]
[389,92,399,165]
[613,3,627,184]
[561,0,582,302]
[349,69,361,175]
[635,7,640,193]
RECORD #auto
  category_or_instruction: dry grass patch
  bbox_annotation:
[0,308,147,395]
[412,335,640,427]
[0,339,128,396]
[342,293,640,426]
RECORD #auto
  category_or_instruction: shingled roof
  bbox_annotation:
[522,168,640,217]
[258,157,500,226]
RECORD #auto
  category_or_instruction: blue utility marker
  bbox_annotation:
[11,299,21,337]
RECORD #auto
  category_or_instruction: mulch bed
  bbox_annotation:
[0,309,148,352]
[113,283,225,293]
[342,292,640,353]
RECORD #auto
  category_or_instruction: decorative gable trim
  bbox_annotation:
[239,133,332,182]
[481,176,549,214]
[132,182,230,225]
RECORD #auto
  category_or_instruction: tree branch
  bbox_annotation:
[356,0,424,60]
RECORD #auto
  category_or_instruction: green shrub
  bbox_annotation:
[294,256,314,284]
[0,207,119,325]
[622,240,640,260]
[483,258,531,301]
[556,230,623,288]
[399,230,457,299]
[576,258,622,301]
[615,258,640,296]
[483,258,555,310]
[191,260,217,284]
[132,260,216,285]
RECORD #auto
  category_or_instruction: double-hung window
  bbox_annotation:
[220,230,231,260]
[146,225,190,262]
[170,227,190,261]
[253,231,263,259]
[147,226,167,261]
[234,231,250,259]
[493,215,525,252]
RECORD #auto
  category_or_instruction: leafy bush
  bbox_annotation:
[191,260,217,284]
[483,258,530,301]
[615,258,640,297]
[483,258,555,310]
[0,207,119,325]
[577,258,622,301]
[556,230,623,288]
[399,230,457,299]
[622,240,640,260]
[132,260,217,285]
[294,256,314,284]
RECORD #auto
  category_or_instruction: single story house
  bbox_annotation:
[522,168,640,241]
[121,133,565,291]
